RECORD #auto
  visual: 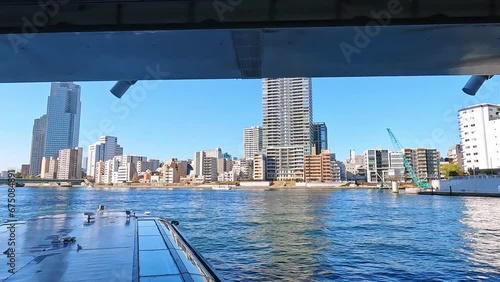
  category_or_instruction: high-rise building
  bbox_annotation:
[87,136,122,179]
[262,77,313,181]
[244,126,262,158]
[458,104,500,170]
[312,122,328,155]
[29,115,47,176]
[57,147,83,179]
[44,82,81,158]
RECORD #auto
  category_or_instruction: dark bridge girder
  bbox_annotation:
[1,0,500,82]
[2,0,500,34]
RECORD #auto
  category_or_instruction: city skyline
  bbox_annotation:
[1,76,499,171]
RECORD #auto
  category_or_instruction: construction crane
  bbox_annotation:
[386,128,429,188]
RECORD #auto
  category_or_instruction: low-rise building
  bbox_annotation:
[304,150,335,182]
[218,171,236,182]
[21,164,30,176]
[232,158,253,180]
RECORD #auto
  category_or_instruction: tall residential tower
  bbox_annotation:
[29,115,47,176]
[262,77,313,180]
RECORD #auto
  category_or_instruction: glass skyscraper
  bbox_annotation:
[312,122,328,155]
[43,82,81,157]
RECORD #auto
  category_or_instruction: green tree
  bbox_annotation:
[14,172,22,178]
[440,163,464,179]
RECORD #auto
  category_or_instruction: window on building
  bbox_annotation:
[465,139,470,142]
[466,153,471,156]
[471,124,475,127]
[467,160,471,163]
[474,160,479,162]
[473,153,478,155]
[473,145,477,148]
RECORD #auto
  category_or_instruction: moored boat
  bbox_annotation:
[212,185,232,190]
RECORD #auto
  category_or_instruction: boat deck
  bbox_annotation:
[0,212,222,281]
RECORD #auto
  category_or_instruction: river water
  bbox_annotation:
[1,187,499,281]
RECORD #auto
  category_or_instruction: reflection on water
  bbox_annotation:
[1,187,499,281]
[461,197,500,278]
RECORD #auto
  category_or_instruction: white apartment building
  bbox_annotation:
[57,147,83,179]
[459,104,500,170]
[102,158,119,184]
[204,148,222,159]
[218,171,236,182]
[95,161,105,184]
[262,77,313,181]
[232,158,253,180]
[244,126,262,158]
[99,155,147,184]
[87,136,122,179]
[194,149,221,181]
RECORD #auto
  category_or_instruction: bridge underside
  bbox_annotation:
[2,0,500,82]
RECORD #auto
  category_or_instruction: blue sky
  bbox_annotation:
[1,76,499,171]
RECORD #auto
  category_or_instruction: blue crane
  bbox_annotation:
[386,128,429,188]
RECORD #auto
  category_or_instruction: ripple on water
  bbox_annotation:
[1,187,499,281]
